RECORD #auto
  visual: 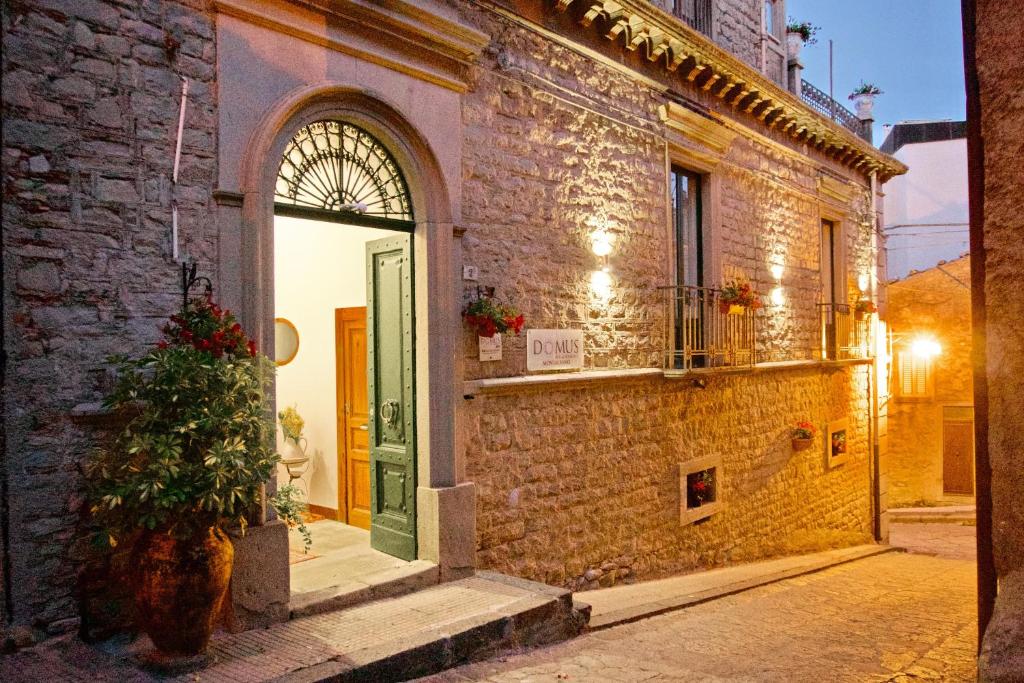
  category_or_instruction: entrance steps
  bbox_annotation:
[0,572,589,682]
[888,505,976,524]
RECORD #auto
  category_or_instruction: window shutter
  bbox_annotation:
[898,352,931,397]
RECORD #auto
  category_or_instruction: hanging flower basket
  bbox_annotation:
[463,294,524,339]
[791,420,817,451]
[854,299,877,321]
[718,280,763,316]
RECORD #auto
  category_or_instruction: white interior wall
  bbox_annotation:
[274,216,394,511]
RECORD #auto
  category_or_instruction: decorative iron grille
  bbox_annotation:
[660,285,756,372]
[275,120,413,223]
[800,80,869,140]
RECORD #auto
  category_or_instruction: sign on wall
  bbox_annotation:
[526,329,584,371]
[478,334,502,362]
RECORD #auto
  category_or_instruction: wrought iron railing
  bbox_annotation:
[664,0,713,36]
[818,303,872,360]
[800,79,869,140]
[661,285,756,372]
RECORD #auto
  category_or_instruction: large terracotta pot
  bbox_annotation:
[131,527,233,657]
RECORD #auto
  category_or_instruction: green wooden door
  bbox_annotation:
[365,235,417,560]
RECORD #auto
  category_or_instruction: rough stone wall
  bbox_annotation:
[458,6,875,377]
[714,0,762,69]
[886,256,973,506]
[1,0,218,633]
[974,0,1024,677]
[456,5,878,587]
[465,366,873,588]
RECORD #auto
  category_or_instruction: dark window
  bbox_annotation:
[672,168,703,288]
[821,219,837,304]
[673,0,713,36]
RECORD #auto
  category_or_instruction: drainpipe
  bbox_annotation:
[869,171,882,541]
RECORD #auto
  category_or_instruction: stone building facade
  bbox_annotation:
[1,0,904,641]
[886,255,974,507]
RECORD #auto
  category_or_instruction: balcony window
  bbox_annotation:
[672,0,713,36]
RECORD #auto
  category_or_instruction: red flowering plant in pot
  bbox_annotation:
[791,421,817,451]
[718,280,763,315]
[463,294,524,339]
[854,299,877,321]
[84,295,308,666]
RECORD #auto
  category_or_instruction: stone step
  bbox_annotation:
[290,559,440,619]
[0,572,588,682]
[888,506,976,524]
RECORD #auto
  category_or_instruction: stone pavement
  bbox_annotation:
[889,522,977,561]
[421,544,977,681]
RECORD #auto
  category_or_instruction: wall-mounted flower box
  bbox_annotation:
[680,455,724,525]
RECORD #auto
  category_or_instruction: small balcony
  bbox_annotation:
[818,303,873,360]
[660,285,756,373]
[800,79,871,141]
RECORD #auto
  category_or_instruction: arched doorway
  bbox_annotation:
[271,118,419,567]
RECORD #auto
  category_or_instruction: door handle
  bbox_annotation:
[358,423,368,431]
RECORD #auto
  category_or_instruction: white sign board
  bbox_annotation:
[478,334,502,362]
[527,329,584,371]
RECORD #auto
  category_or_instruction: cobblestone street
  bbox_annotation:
[423,525,978,683]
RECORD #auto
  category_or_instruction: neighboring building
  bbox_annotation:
[880,120,969,280]
[886,255,973,507]
[967,0,1024,677]
[0,0,905,641]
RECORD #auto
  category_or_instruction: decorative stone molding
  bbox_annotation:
[659,102,737,155]
[215,0,489,92]
[817,174,859,205]
[550,0,907,181]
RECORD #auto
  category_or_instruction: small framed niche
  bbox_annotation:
[680,455,724,525]
[826,418,850,469]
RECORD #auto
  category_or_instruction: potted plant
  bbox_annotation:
[85,296,308,665]
[849,81,884,119]
[718,280,763,315]
[791,421,817,451]
[686,469,715,508]
[785,18,819,60]
[854,299,877,321]
[463,294,524,339]
[278,405,308,460]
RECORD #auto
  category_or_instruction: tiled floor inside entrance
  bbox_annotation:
[288,519,438,617]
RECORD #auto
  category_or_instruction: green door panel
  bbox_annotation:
[366,235,417,560]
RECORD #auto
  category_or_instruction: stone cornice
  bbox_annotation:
[659,102,737,155]
[551,0,907,181]
[216,0,489,92]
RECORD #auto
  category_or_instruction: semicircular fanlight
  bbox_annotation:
[275,120,413,222]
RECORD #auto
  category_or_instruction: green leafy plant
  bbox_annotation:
[85,296,308,548]
[786,19,820,45]
[849,81,884,99]
[269,484,312,551]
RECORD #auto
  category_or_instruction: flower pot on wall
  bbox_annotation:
[132,527,234,661]
[786,32,803,60]
[852,93,876,119]
[791,438,813,452]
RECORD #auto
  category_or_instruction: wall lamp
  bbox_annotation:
[589,227,615,300]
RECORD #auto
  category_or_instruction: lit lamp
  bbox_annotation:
[589,227,615,300]
[910,336,942,360]
[857,272,871,293]
[769,262,784,306]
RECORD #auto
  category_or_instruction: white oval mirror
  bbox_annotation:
[275,317,299,366]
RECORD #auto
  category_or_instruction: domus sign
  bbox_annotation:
[526,329,584,371]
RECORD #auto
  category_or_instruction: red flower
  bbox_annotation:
[692,480,707,492]
[156,340,169,350]
[231,323,242,334]
[180,330,193,342]
[247,340,257,357]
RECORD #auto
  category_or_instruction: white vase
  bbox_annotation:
[786,32,803,60]
[852,93,876,119]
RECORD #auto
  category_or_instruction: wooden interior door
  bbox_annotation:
[336,307,371,530]
[942,414,975,496]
